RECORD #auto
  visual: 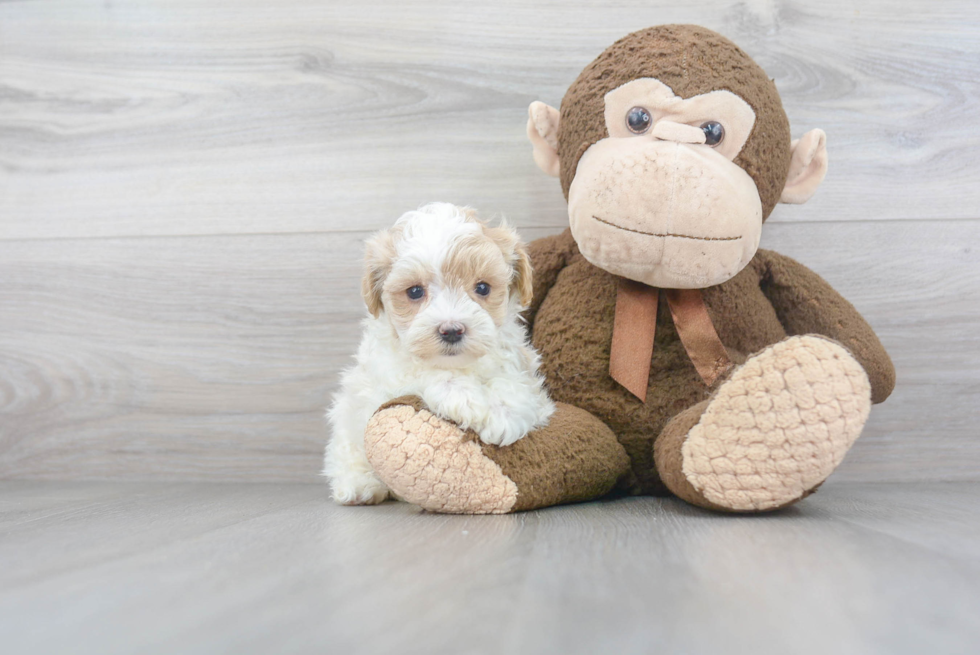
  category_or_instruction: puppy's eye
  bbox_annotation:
[474,282,491,297]
[626,107,652,134]
[700,121,725,147]
[406,285,425,300]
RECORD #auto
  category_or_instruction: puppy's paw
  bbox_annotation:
[476,410,528,447]
[329,470,390,506]
[424,382,490,432]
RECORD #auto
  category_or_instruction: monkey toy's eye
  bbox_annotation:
[406,285,425,300]
[700,121,725,147]
[475,282,491,297]
[626,107,652,134]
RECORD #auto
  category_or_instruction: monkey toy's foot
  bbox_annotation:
[364,396,630,514]
[654,335,872,512]
[364,397,518,514]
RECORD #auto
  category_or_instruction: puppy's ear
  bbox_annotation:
[361,229,396,318]
[486,221,534,308]
[512,242,534,307]
[459,206,480,222]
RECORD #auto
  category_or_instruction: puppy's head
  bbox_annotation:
[362,202,533,366]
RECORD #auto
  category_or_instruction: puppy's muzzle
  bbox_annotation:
[438,322,466,344]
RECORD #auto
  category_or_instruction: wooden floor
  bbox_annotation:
[1,481,978,654]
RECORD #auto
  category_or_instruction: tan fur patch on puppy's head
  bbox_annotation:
[382,259,432,331]
[485,221,534,308]
[442,221,532,327]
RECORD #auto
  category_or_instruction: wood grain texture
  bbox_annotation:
[2,0,979,240]
[0,0,977,484]
[1,481,978,654]
[1,220,977,483]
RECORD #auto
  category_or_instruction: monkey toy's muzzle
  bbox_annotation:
[567,138,764,289]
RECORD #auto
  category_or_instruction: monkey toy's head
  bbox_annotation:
[527,25,828,289]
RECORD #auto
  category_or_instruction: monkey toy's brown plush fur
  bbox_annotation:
[362,25,895,514]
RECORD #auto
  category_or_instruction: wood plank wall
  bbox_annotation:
[1,1,978,483]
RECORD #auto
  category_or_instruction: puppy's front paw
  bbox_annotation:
[329,470,390,506]
[476,411,528,447]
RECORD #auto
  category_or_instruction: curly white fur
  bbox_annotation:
[324,203,555,505]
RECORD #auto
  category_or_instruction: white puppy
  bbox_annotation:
[324,202,556,505]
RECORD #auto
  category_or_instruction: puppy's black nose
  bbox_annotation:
[438,323,466,344]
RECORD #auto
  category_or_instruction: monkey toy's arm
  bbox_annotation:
[523,228,579,330]
[756,249,896,404]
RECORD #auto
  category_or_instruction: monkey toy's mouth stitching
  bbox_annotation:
[592,215,741,242]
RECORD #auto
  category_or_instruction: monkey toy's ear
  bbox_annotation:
[526,101,561,178]
[780,129,829,205]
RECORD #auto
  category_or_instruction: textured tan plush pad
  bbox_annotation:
[681,335,871,511]
[364,402,518,514]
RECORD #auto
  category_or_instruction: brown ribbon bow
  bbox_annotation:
[609,278,733,402]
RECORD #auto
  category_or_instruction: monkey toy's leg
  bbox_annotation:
[363,397,631,514]
[653,335,872,512]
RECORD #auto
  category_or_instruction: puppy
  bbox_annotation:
[324,202,556,505]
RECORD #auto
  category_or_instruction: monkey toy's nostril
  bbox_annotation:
[438,323,466,344]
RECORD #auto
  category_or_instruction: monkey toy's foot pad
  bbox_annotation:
[682,335,872,512]
[364,397,519,514]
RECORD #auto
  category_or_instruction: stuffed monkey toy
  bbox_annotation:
[362,25,895,513]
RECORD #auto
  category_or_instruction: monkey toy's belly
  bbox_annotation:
[530,255,786,493]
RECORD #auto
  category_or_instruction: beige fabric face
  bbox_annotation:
[566,77,763,289]
[568,136,763,289]
[604,78,756,161]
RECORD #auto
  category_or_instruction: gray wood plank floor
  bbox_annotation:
[1,481,978,655]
